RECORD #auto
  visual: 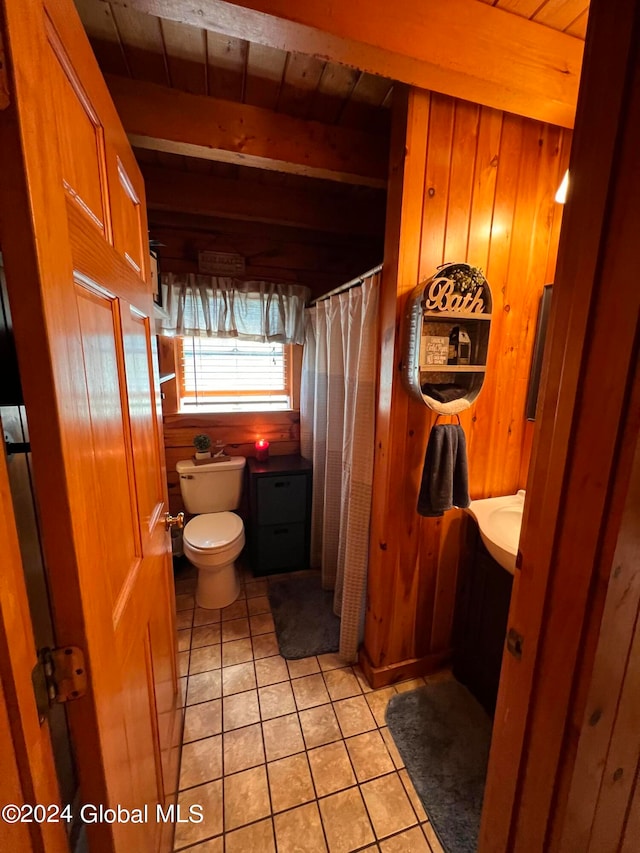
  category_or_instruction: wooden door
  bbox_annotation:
[0,1,181,851]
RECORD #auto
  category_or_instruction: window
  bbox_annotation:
[178,337,292,412]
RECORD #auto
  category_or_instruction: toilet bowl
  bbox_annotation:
[182,511,245,609]
[176,455,247,610]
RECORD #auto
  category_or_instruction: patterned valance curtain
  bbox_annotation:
[159,273,310,344]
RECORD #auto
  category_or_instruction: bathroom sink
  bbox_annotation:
[466,490,525,574]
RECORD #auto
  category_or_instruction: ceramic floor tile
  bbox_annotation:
[292,673,331,710]
[318,787,375,853]
[179,735,222,790]
[323,667,362,701]
[187,670,222,706]
[345,730,395,783]
[255,654,290,687]
[399,769,428,822]
[299,704,342,749]
[379,826,431,852]
[173,779,223,849]
[365,687,397,727]
[423,823,445,853]
[333,696,377,738]
[394,678,427,694]
[191,623,221,649]
[177,629,191,652]
[222,661,257,696]
[221,617,251,643]
[258,681,296,720]
[178,651,190,678]
[175,577,197,595]
[222,638,254,667]
[245,579,269,599]
[353,666,373,694]
[274,802,328,853]
[250,613,276,636]
[193,607,221,627]
[180,837,222,853]
[223,689,260,731]
[380,727,405,770]
[223,722,265,775]
[178,676,187,708]
[176,610,194,630]
[287,656,321,679]
[183,699,222,743]
[262,713,305,762]
[221,600,249,622]
[317,653,347,672]
[189,644,221,675]
[176,593,195,611]
[360,773,417,839]
[223,765,270,831]
[224,818,275,853]
[267,753,315,812]
[308,741,356,797]
[247,595,271,615]
[252,632,280,659]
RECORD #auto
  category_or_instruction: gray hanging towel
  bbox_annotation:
[417,423,470,517]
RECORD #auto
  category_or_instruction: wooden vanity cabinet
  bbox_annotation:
[453,518,514,716]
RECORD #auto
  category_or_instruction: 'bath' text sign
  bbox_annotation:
[424,278,486,314]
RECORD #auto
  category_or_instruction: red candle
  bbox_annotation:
[255,439,270,462]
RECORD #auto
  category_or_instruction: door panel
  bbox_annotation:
[121,307,166,533]
[47,17,110,237]
[0,2,181,851]
[114,158,146,278]
[75,280,141,604]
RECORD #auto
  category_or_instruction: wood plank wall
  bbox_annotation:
[362,86,571,686]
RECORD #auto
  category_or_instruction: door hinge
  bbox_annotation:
[506,628,524,661]
[32,647,87,725]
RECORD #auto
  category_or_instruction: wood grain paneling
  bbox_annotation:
[163,410,301,514]
[362,87,570,686]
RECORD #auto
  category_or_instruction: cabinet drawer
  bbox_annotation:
[257,475,307,524]
[256,523,306,573]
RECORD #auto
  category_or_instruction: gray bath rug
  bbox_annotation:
[268,574,340,659]
[385,679,492,853]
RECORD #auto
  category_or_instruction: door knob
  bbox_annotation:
[165,512,184,531]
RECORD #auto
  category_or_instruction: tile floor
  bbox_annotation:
[173,564,446,853]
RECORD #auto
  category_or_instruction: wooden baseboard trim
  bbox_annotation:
[358,647,451,689]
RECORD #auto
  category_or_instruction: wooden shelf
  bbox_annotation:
[420,365,487,373]
[423,311,492,320]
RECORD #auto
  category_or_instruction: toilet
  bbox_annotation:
[176,456,246,609]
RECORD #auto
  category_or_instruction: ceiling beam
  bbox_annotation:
[105,0,582,128]
[105,75,388,187]
[141,164,386,236]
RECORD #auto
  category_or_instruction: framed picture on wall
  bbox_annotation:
[526,284,553,421]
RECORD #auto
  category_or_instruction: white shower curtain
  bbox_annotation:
[300,270,380,662]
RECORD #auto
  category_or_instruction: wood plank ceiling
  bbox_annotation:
[73,0,589,294]
[478,0,589,39]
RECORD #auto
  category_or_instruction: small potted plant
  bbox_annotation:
[193,434,212,460]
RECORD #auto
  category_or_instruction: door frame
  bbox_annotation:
[480,0,640,848]
[0,427,68,852]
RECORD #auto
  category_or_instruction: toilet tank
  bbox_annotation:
[176,456,246,514]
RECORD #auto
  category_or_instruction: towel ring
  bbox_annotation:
[435,413,461,425]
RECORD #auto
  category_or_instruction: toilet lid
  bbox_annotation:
[184,512,243,550]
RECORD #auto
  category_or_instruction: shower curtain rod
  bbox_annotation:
[308,263,383,306]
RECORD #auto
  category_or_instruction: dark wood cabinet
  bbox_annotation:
[453,519,513,716]
[247,455,312,576]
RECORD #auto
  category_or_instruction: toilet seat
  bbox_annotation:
[184,511,244,552]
